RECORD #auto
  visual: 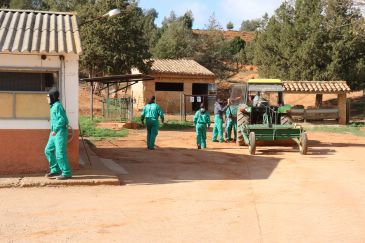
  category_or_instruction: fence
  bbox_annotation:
[101,97,133,122]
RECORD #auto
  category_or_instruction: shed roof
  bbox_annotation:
[151,59,215,77]
[0,9,82,55]
[283,81,351,93]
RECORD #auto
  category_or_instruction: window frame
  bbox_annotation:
[0,67,60,120]
[155,82,184,92]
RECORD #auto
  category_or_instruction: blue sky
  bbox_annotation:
[138,0,284,30]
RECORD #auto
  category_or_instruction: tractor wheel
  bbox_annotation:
[299,132,308,155]
[248,132,256,155]
[281,115,294,125]
[237,111,249,146]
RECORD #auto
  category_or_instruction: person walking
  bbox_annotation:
[193,103,211,149]
[141,96,164,150]
[212,98,230,142]
[44,88,72,180]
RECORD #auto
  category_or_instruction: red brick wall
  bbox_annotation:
[0,129,79,175]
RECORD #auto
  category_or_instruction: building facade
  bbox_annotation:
[0,9,81,174]
[132,59,215,113]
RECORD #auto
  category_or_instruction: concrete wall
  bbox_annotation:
[0,53,79,174]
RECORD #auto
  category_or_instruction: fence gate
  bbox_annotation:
[102,97,133,121]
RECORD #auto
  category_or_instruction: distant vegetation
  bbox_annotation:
[1,0,364,89]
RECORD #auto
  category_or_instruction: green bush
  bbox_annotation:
[159,120,194,130]
[79,117,128,138]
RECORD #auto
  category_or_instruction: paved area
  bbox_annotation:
[0,130,365,242]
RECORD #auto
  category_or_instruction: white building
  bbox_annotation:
[0,9,81,174]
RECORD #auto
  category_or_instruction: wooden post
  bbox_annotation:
[90,81,94,120]
[315,94,323,108]
[338,93,347,125]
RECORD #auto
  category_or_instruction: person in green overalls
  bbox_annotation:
[225,104,238,142]
[141,96,164,150]
[212,98,230,142]
[44,88,72,180]
[193,103,211,149]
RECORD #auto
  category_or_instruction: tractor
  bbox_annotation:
[230,79,308,155]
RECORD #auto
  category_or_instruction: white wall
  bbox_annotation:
[0,53,79,130]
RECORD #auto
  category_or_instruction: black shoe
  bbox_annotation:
[197,145,201,149]
[56,175,72,180]
[212,140,219,142]
[45,172,61,178]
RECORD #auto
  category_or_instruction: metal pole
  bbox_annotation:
[90,81,94,120]
[184,94,187,122]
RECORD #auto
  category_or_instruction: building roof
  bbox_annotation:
[192,29,255,43]
[283,81,351,93]
[0,9,82,55]
[80,74,154,84]
[151,59,215,77]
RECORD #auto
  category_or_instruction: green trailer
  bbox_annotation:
[231,79,308,155]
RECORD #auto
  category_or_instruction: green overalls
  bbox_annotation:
[225,105,238,141]
[44,101,72,177]
[193,110,211,148]
[141,103,164,149]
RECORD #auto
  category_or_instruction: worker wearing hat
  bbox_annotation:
[44,88,72,180]
[141,96,164,150]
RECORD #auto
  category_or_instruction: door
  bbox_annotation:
[192,83,208,111]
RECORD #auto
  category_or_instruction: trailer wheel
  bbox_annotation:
[237,111,249,146]
[299,132,308,155]
[281,115,293,125]
[248,132,256,155]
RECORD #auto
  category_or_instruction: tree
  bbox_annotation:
[152,20,196,59]
[0,0,10,7]
[226,21,234,30]
[79,0,152,75]
[152,10,196,59]
[194,14,231,79]
[251,0,365,89]
[240,19,261,31]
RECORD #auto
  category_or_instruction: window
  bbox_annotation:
[155,82,184,91]
[0,72,57,92]
[0,71,58,119]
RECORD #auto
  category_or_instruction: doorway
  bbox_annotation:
[192,83,208,111]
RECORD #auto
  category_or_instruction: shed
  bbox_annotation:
[0,9,81,174]
[131,59,215,113]
[283,81,351,125]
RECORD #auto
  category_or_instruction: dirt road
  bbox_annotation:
[1,130,365,242]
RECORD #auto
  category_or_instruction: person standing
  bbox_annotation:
[193,103,211,149]
[44,88,72,180]
[225,104,238,142]
[141,96,164,150]
[212,98,230,142]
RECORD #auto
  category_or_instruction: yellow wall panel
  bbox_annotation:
[16,93,49,118]
[0,93,14,118]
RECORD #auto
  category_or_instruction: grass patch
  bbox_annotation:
[305,123,365,137]
[79,116,128,138]
[160,120,194,130]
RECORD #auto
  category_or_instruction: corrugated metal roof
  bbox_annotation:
[283,81,351,93]
[151,59,215,77]
[0,9,82,55]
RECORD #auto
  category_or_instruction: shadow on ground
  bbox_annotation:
[92,144,282,185]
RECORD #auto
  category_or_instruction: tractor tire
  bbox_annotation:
[281,115,293,125]
[248,132,256,155]
[299,132,308,155]
[237,111,249,146]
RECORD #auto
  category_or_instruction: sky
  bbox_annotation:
[138,0,285,30]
